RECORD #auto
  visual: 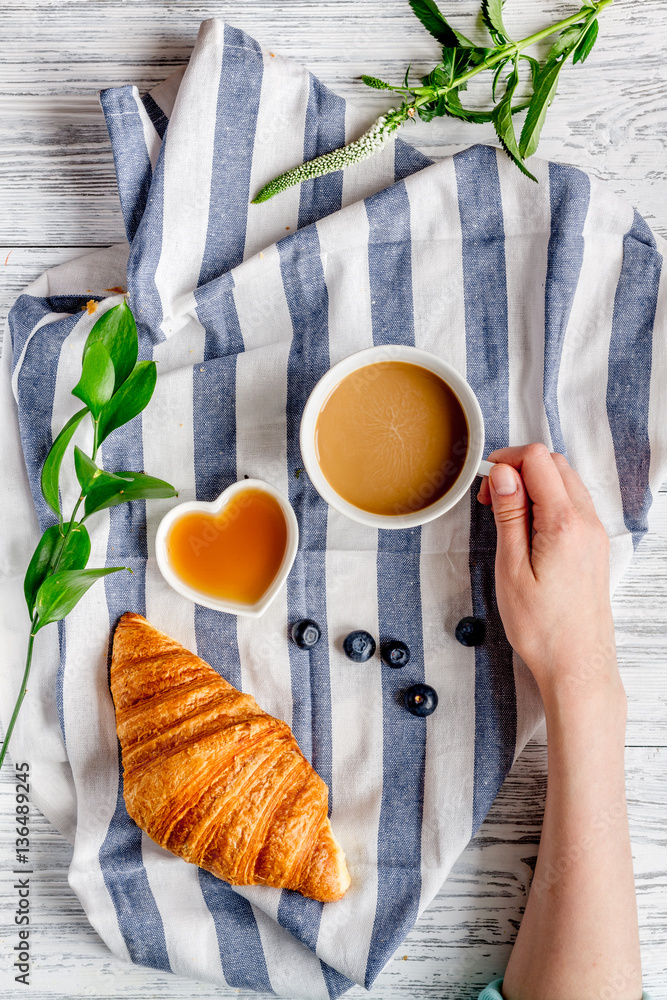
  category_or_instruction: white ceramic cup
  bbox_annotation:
[155,479,299,617]
[299,345,495,530]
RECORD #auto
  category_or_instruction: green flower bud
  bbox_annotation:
[251,113,405,204]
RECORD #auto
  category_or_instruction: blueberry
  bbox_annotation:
[455,616,486,647]
[381,639,410,669]
[343,630,376,662]
[291,619,321,649]
[404,683,438,717]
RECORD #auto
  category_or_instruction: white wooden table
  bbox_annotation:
[1,2,666,998]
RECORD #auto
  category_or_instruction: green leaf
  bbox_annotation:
[83,301,138,392]
[361,74,393,90]
[416,103,437,123]
[71,341,115,419]
[73,446,133,496]
[435,46,477,88]
[481,0,511,43]
[492,57,510,100]
[435,46,492,89]
[441,47,456,83]
[520,54,541,89]
[546,24,585,63]
[437,85,531,126]
[417,82,505,126]
[573,18,599,63]
[438,89,490,123]
[422,61,448,90]
[443,101,495,124]
[465,46,496,67]
[96,360,157,445]
[33,567,128,633]
[73,447,99,494]
[493,62,537,182]
[83,470,178,518]
[416,94,449,122]
[519,59,563,158]
[408,0,475,48]
[40,407,89,518]
[24,521,91,617]
[419,50,480,123]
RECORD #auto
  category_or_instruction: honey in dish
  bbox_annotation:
[167,489,288,605]
[314,361,468,516]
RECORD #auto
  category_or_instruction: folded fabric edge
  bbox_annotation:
[1,244,130,844]
[0,316,77,843]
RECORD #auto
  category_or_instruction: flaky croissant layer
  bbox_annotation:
[110,612,350,903]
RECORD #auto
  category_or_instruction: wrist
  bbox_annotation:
[522,634,622,706]
[539,669,628,735]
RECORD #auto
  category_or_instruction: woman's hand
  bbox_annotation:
[477,443,621,704]
[478,445,641,1000]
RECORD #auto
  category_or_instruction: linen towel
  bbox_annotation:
[1,17,666,999]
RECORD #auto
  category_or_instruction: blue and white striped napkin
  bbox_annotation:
[2,17,666,999]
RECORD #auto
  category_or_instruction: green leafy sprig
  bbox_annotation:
[0,301,177,771]
[251,0,612,201]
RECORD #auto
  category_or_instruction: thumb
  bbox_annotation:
[488,464,531,577]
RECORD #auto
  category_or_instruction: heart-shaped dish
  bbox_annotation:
[155,479,299,618]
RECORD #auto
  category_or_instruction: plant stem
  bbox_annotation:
[50,494,86,575]
[412,0,613,108]
[0,615,38,770]
[2,495,85,770]
[2,438,94,768]
[2,450,89,769]
[251,0,613,204]
[2,488,88,769]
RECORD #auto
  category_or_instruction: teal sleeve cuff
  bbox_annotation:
[476,979,504,1000]
[477,979,651,1000]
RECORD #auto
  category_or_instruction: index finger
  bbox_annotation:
[485,443,574,521]
[549,452,599,518]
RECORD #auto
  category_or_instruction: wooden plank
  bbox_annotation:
[614,488,667,747]
[0,743,664,998]
[0,106,124,247]
[1,1,666,244]
[1,1,666,995]
[1,247,100,328]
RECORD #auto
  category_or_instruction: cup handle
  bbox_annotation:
[477,459,495,478]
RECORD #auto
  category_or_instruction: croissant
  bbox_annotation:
[110,612,350,903]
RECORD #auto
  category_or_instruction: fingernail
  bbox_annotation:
[490,465,518,496]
